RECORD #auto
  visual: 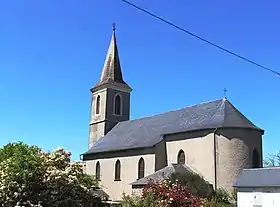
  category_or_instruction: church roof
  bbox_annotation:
[83,98,263,155]
[92,25,131,91]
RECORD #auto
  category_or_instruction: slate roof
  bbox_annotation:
[130,164,200,186]
[83,98,263,155]
[234,167,280,188]
[92,28,131,91]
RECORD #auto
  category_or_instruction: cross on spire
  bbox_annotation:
[224,88,227,98]
[112,23,116,32]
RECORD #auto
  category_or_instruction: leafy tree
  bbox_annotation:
[0,142,98,207]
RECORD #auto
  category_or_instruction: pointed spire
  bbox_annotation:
[100,23,125,84]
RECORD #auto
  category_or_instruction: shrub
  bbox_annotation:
[208,188,231,204]
[204,188,236,207]
[168,172,214,198]
[123,179,203,207]
[231,188,237,203]
[122,191,156,207]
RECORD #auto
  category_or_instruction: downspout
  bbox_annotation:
[213,128,218,190]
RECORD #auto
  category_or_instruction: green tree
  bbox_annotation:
[0,142,98,207]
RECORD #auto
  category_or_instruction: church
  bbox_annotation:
[82,26,264,201]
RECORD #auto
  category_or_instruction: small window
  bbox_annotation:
[114,94,121,115]
[252,148,261,168]
[115,160,121,181]
[138,157,145,179]
[177,149,185,164]
[96,95,100,114]
[96,161,101,181]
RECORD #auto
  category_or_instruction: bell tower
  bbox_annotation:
[88,24,132,149]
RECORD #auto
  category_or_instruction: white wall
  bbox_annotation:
[85,154,155,201]
[166,132,215,185]
[237,188,280,207]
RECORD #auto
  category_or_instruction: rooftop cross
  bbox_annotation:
[224,88,228,98]
[112,23,116,32]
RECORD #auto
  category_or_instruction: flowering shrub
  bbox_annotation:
[0,142,98,207]
[142,179,202,207]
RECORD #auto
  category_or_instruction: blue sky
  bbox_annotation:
[0,0,279,161]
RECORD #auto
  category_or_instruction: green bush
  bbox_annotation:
[168,171,214,198]
[122,191,156,207]
[208,188,231,204]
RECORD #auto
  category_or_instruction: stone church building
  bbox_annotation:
[82,27,264,201]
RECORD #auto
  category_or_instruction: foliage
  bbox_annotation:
[122,179,202,207]
[207,188,231,204]
[203,188,236,207]
[122,170,236,207]
[122,191,156,207]
[230,188,237,203]
[203,200,235,207]
[168,171,235,206]
[143,180,202,207]
[263,150,280,167]
[168,172,213,198]
[0,142,98,207]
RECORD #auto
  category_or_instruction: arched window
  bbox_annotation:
[115,160,121,181]
[96,161,100,181]
[114,94,121,115]
[138,157,145,179]
[177,149,185,164]
[252,148,261,168]
[96,95,100,114]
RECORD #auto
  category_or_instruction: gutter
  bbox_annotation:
[213,128,218,190]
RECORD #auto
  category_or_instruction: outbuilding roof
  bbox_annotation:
[234,167,280,188]
[83,98,263,155]
[130,163,199,186]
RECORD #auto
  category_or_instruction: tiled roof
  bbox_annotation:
[83,98,263,155]
[130,164,199,186]
[234,167,280,188]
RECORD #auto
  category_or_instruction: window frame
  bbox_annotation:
[113,93,122,116]
[96,161,101,181]
[138,157,145,180]
[95,95,101,115]
[177,149,186,164]
[114,159,121,181]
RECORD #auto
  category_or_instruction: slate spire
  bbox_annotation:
[100,23,125,84]
[91,24,132,92]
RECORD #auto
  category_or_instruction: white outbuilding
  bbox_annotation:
[234,167,280,207]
